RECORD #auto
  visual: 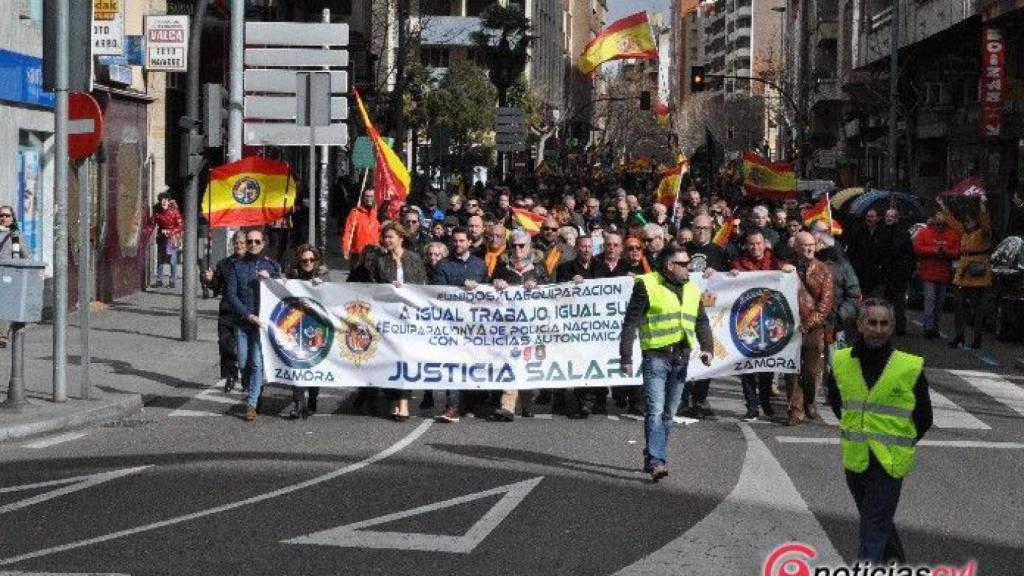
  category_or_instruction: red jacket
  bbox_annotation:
[731,248,780,272]
[341,205,381,257]
[913,224,960,283]
[151,201,183,238]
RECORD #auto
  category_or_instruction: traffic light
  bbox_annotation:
[640,90,651,110]
[690,65,706,93]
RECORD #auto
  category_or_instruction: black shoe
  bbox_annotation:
[568,407,591,419]
[697,406,716,418]
[287,401,304,420]
[948,336,964,348]
[678,405,701,419]
[614,396,628,409]
[627,403,644,417]
[761,404,776,419]
[488,409,515,422]
[224,377,236,393]
[419,391,435,410]
[741,410,759,422]
[651,466,669,483]
[520,409,534,418]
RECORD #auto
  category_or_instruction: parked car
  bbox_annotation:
[989,236,1024,341]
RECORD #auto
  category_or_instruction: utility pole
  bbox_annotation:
[228,0,244,162]
[887,0,900,190]
[318,8,332,257]
[181,0,210,341]
[52,0,69,402]
[796,0,809,177]
[391,0,409,154]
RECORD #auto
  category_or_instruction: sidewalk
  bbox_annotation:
[0,289,222,442]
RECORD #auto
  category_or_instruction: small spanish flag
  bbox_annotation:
[742,150,798,200]
[712,218,736,247]
[354,88,410,221]
[802,194,844,235]
[579,12,658,75]
[203,156,294,228]
[655,161,687,209]
[511,207,545,236]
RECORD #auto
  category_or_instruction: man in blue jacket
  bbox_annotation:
[431,227,489,423]
[225,229,282,421]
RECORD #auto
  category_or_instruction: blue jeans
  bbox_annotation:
[235,324,263,408]
[845,460,906,564]
[921,281,946,333]
[641,353,688,470]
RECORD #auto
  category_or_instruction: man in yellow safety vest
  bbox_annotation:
[619,246,713,483]
[826,298,933,564]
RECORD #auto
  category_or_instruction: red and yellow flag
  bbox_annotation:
[802,194,843,235]
[511,207,545,236]
[579,12,658,75]
[712,218,736,247]
[655,161,687,208]
[742,150,797,200]
[653,102,670,127]
[203,156,293,228]
[354,88,410,221]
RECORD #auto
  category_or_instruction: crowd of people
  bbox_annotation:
[195,164,1014,429]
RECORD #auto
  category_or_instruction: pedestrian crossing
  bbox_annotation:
[161,369,1024,432]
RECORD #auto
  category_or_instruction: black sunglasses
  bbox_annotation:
[299,257,317,263]
[246,239,263,245]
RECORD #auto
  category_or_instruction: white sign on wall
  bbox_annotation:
[144,15,189,72]
[92,0,124,56]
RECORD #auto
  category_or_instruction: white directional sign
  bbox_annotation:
[283,477,543,553]
[92,0,125,56]
[0,466,151,515]
[145,15,189,72]
[496,107,528,153]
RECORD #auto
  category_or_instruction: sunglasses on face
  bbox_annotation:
[468,202,479,207]
[667,259,691,267]
[626,245,642,250]
[246,239,262,245]
[300,257,317,264]
[543,227,559,232]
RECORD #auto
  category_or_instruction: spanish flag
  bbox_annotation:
[655,161,687,209]
[511,207,544,236]
[203,156,293,228]
[712,218,736,247]
[579,12,658,75]
[742,150,798,200]
[354,88,410,221]
[802,194,844,235]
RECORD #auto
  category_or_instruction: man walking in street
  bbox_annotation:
[225,229,282,421]
[787,231,833,425]
[912,209,959,338]
[203,230,248,392]
[619,246,713,482]
[431,227,489,423]
[557,234,604,418]
[827,298,932,564]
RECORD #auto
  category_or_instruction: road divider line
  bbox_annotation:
[0,421,433,567]
[615,423,843,575]
[22,432,89,450]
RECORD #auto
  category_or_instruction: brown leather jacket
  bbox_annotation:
[797,258,834,333]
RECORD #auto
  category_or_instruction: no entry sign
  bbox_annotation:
[68,92,104,160]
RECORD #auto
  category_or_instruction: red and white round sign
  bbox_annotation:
[68,92,105,160]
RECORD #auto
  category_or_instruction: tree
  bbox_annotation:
[472,4,532,106]
[425,59,498,171]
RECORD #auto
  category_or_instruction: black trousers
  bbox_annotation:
[954,286,988,340]
[884,281,909,332]
[217,320,238,380]
[845,460,906,564]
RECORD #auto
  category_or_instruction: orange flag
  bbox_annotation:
[511,207,545,236]
[353,88,410,221]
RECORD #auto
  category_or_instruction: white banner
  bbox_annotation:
[259,272,801,390]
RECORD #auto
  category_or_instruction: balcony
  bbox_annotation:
[810,77,844,109]
[420,15,483,47]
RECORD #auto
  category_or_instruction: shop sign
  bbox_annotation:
[145,15,189,72]
[981,27,1005,138]
[93,0,125,56]
[0,49,55,109]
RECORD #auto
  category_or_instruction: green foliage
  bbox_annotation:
[472,4,532,97]
[507,76,544,128]
[426,59,497,145]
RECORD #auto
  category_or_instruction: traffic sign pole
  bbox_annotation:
[52,0,70,403]
[77,159,91,400]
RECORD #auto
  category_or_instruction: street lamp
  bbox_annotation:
[770,6,787,162]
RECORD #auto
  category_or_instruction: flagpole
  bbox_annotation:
[671,160,686,229]
[204,180,212,273]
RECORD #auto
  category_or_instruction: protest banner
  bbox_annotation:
[260,272,801,390]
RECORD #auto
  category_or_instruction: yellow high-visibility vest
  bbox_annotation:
[637,272,701,350]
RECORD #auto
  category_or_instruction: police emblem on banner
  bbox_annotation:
[339,301,380,365]
[729,288,795,358]
[267,297,335,368]
[232,177,261,205]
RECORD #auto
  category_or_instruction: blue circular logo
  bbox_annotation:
[267,297,335,368]
[729,288,795,358]
[231,177,261,205]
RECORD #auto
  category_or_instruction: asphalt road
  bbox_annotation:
[1,329,1023,575]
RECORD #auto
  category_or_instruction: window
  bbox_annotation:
[19,0,42,25]
[421,48,450,68]
[467,0,496,16]
[421,0,453,16]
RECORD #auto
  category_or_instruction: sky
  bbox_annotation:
[607,0,672,22]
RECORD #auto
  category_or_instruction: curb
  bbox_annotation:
[0,393,143,443]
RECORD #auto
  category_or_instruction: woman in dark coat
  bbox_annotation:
[284,243,331,418]
[370,223,428,421]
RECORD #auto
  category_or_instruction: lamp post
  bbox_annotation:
[770,6,787,162]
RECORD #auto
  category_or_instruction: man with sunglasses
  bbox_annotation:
[224,229,282,421]
[402,209,429,254]
[619,246,713,482]
[534,217,575,277]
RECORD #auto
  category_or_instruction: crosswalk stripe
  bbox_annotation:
[168,409,218,417]
[929,389,991,429]
[950,370,1024,418]
[22,432,89,449]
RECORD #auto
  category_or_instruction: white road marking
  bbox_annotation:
[283,477,543,553]
[929,389,991,429]
[0,420,433,566]
[951,370,1024,418]
[533,414,553,420]
[672,416,699,425]
[0,467,152,515]
[614,424,843,576]
[22,432,89,449]
[606,415,620,421]
[775,436,1024,449]
[818,408,839,426]
[167,410,218,418]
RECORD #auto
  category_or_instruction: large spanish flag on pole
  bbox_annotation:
[579,12,658,75]
[353,88,410,221]
[802,193,844,235]
[742,150,798,200]
[203,156,294,228]
[655,160,687,209]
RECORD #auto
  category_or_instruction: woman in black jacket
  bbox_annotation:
[371,223,428,421]
[284,243,331,418]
